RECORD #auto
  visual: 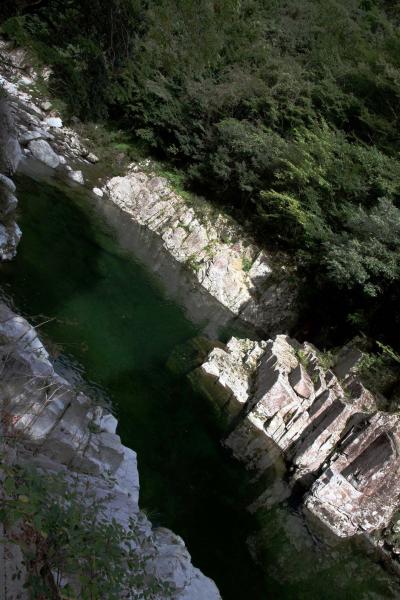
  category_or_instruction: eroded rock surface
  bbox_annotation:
[0,304,220,599]
[105,171,298,334]
[305,412,400,538]
[195,334,400,555]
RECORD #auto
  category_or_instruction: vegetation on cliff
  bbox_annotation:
[1,0,400,353]
[0,461,167,599]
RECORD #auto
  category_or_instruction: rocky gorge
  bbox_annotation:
[0,35,400,599]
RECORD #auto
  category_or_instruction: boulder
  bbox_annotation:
[93,187,103,197]
[86,152,99,164]
[28,138,60,168]
[40,100,52,111]
[0,173,16,194]
[0,221,22,260]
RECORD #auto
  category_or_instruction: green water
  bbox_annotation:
[1,169,399,599]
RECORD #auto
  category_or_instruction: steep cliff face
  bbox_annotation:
[0,304,221,599]
[194,336,400,560]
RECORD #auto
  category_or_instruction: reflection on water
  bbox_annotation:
[0,162,398,599]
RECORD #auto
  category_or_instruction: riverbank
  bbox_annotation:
[0,37,224,600]
[0,36,298,338]
[0,302,220,599]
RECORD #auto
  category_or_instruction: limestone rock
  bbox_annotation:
[105,171,298,334]
[68,169,84,184]
[28,138,60,168]
[0,303,220,599]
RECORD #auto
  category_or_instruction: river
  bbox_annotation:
[0,162,398,599]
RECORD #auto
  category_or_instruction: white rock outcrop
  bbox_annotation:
[0,303,221,599]
[104,171,298,334]
[28,138,60,168]
[194,335,400,549]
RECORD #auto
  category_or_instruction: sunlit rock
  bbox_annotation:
[105,171,298,334]
[28,138,60,168]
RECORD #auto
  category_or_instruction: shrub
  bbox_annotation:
[0,461,169,599]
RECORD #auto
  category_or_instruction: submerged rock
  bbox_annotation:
[93,186,103,197]
[68,169,84,184]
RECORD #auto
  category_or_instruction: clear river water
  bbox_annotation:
[0,164,399,599]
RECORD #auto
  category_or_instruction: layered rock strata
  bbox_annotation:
[105,171,297,335]
[194,335,400,553]
[0,303,220,599]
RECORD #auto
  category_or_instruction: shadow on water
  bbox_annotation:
[0,161,399,599]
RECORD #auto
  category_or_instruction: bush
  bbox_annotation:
[0,462,169,599]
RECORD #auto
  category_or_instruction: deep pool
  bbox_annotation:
[1,166,398,599]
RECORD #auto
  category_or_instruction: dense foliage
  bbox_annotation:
[0,461,167,599]
[2,0,400,350]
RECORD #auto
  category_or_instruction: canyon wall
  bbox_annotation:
[0,304,221,599]
[194,336,400,560]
